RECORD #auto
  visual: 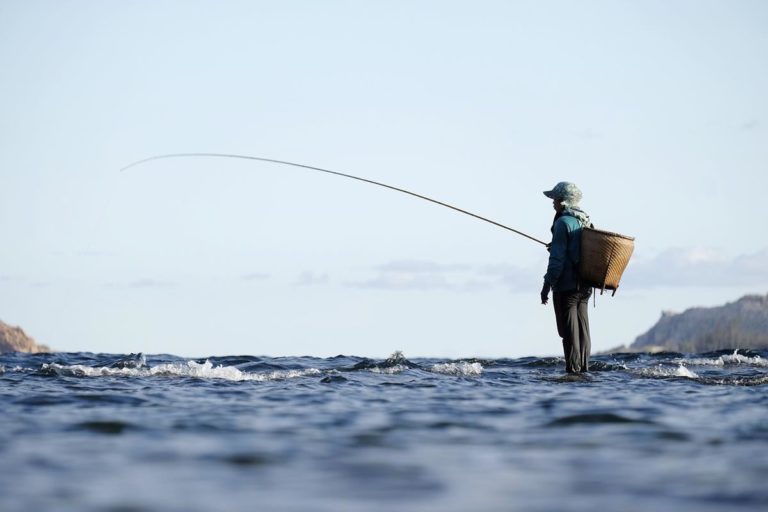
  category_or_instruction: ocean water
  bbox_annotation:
[1,349,767,512]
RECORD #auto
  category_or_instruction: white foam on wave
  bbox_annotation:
[430,362,484,376]
[369,365,409,375]
[672,365,699,378]
[687,350,768,368]
[40,360,321,382]
[640,364,699,379]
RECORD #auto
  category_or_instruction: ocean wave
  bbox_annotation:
[699,375,768,386]
[107,352,147,369]
[588,360,629,372]
[515,357,562,368]
[38,360,321,382]
[546,412,655,427]
[686,350,768,368]
[369,365,409,374]
[430,362,483,376]
[357,351,421,374]
[638,364,699,379]
[348,350,420,375]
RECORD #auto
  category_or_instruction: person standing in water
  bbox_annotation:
[540,182,593,373]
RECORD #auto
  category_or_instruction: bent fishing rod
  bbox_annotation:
[120,153,548,247]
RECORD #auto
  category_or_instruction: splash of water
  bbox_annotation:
[430,362,484,376]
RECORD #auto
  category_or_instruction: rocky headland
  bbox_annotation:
[0,320,50,354]
[607,293,768,353]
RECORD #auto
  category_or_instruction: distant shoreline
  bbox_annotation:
[0,320,50,354]
[3,293,766,356]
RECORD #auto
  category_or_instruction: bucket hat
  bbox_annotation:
[543,181,582,207]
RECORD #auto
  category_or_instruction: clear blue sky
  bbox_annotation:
[1,0,766,358]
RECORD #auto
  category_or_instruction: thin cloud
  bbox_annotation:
[296,271,329,286]
[129,279,175,288]
[349,271,452,291]
[76,249,112,257]
[623,247,768,288]
[105,279,176,289]
[740,119,760,132]
[343,247,768,293]
[479,263,540,291]
[241,273,270,282]
[374,260,472,274]
[2,276,53,287]
[347,260,505,292]
[572,128,602,140]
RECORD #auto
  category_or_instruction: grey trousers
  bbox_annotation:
[553,287,592,373]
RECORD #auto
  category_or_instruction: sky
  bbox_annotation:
[1,0,766,358]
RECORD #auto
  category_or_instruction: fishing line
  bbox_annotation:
[121,152,548,246]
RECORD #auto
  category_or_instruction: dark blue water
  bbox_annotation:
[1,349,767,512]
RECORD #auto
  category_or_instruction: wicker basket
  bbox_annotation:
[579,227,635,295]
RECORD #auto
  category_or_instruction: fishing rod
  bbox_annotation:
[120,153,548,246]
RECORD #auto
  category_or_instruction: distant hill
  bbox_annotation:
[0,320,50,354]
[627,294,768,353]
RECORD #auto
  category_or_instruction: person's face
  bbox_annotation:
[553,198,565,213]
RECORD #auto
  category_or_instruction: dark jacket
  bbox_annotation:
[544,213,585,292]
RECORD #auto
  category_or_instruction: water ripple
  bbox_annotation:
[1,349,767,511]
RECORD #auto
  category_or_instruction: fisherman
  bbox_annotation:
[540,182,593,373]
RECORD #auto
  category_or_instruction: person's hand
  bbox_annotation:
[540,282,551,305]
[545,243,552,253]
